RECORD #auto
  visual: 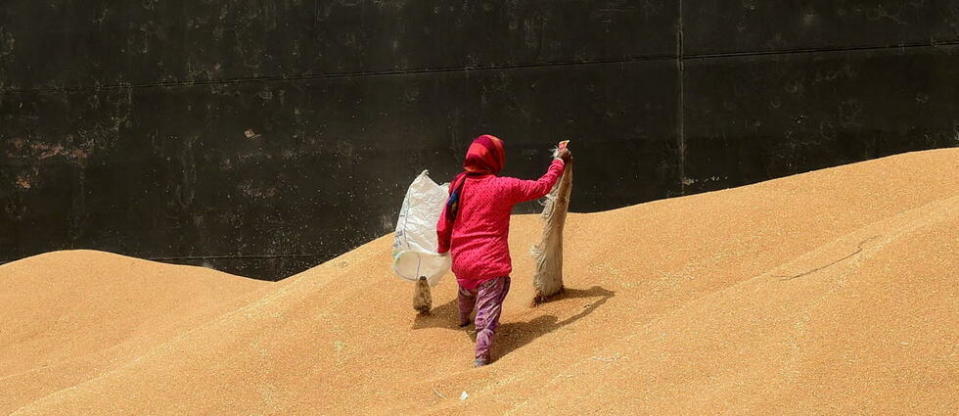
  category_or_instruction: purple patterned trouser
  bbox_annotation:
[458,276,511,361]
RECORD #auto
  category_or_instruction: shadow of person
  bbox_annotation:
[494,285,615,359]
[411,285,616,361]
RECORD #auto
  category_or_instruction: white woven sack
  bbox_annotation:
[392,170,450,286]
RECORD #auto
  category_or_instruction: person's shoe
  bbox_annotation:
[473,358,489,367]
[459,320,471,328]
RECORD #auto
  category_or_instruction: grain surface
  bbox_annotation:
[2,149,958,415]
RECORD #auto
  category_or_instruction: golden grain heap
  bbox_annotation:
[2,149,958,415]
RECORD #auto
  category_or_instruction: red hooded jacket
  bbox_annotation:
[436,135,566,289]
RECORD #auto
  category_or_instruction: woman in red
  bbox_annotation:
[437,134,571,366]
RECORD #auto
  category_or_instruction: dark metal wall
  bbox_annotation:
[1,1,957,279]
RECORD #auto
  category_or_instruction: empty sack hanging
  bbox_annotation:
[532,142,573,303]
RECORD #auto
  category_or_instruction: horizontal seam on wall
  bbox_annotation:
[1,39,957,94]
[0,54,677,94]
[685,39,959,60]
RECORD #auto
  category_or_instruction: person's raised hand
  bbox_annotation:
[556,147,572,163]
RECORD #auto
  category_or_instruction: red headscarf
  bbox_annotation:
[463,134,505,175]
[444,134,505,225]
